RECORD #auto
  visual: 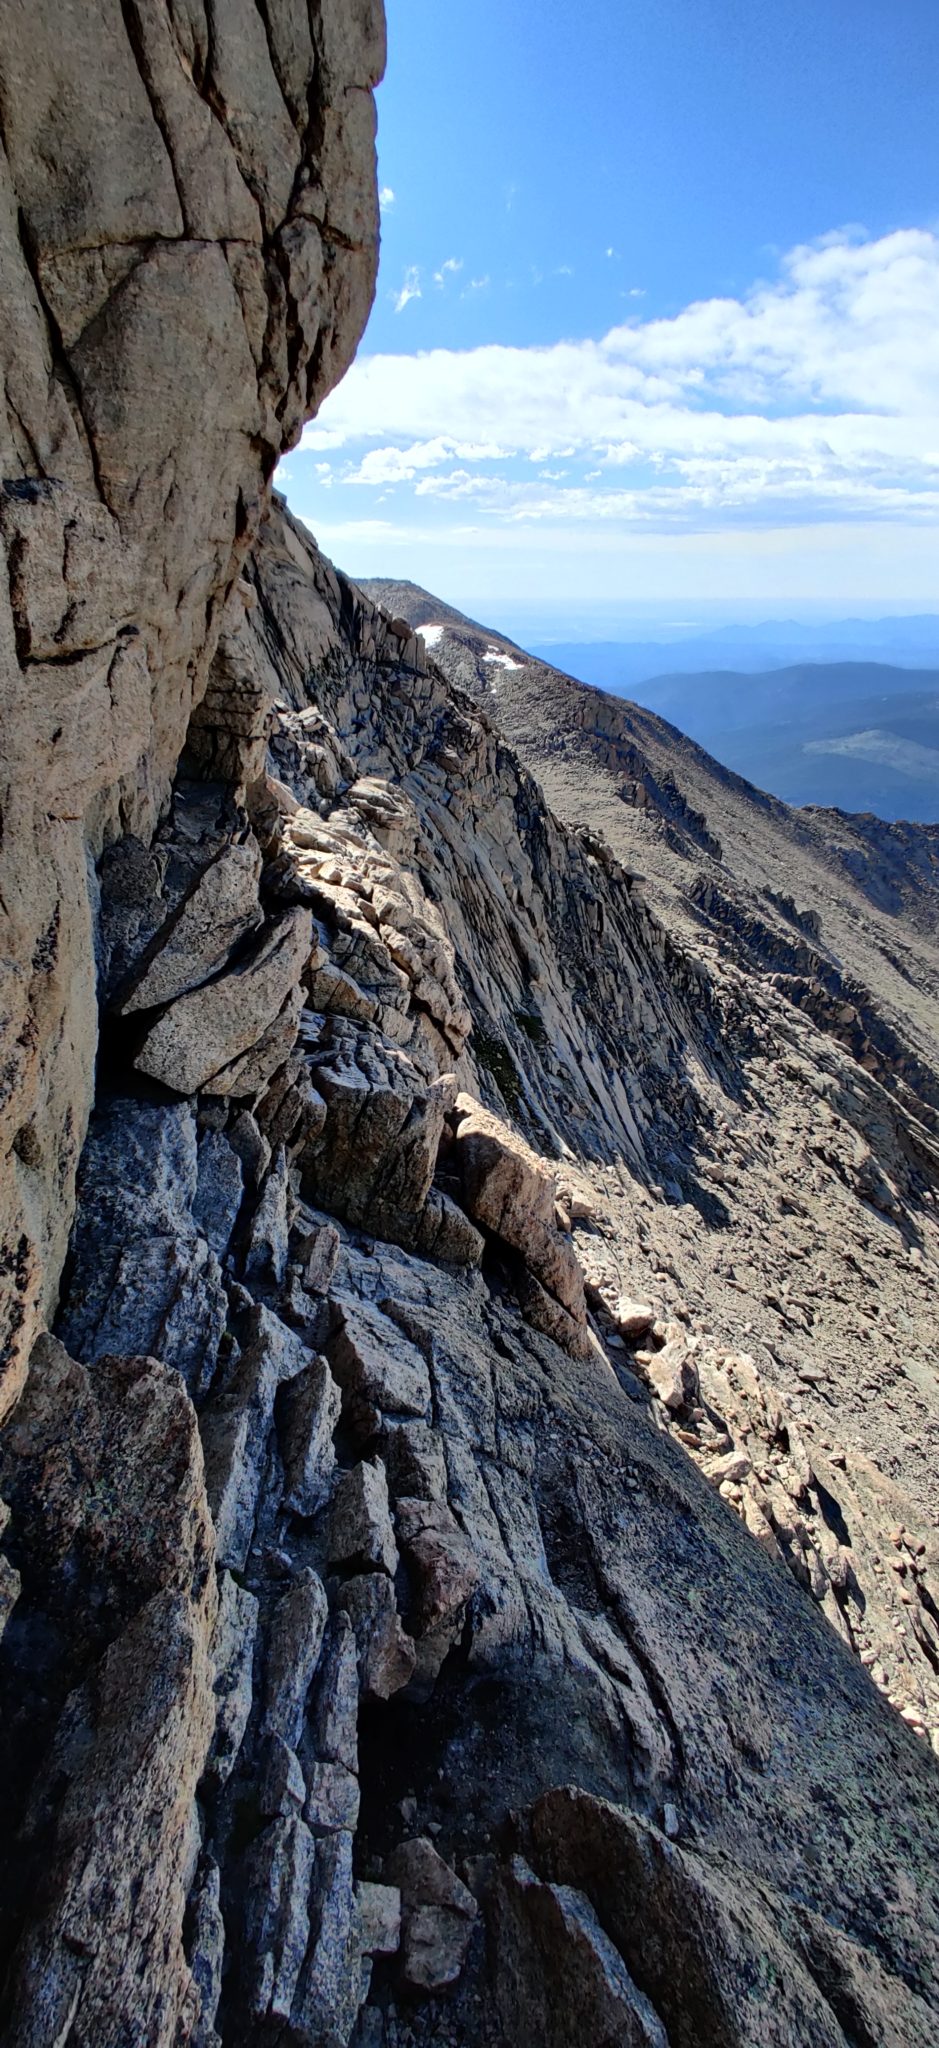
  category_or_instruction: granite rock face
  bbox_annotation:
[0,0,385,1415]
[1,7,939,2046]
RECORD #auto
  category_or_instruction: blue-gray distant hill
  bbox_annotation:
[608,662,939,821]
[530,617,939,694]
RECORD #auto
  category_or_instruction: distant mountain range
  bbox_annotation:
[529,617,939,693]
[624,662,939,820]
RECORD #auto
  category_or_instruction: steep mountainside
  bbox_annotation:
[2,11,939,2048]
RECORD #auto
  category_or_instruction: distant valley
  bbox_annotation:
[605,661,939,820]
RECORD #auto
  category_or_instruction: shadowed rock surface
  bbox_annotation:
[1,8,939,2046]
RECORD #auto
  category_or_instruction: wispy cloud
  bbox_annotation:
[305,229,939,531]
[433,257,464,287]
[392,266,421,314]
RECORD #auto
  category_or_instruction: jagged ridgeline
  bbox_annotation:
[0,7,938,2047]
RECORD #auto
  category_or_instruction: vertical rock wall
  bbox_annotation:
[0,0,385,1416]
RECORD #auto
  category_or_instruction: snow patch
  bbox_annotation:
[483,647,522,671]
[418,622,445,648]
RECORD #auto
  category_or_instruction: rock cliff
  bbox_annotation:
[1,9,939,2047]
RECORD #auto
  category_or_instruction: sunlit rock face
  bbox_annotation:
[0,0,385,1416]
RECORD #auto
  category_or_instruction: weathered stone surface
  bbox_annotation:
[330,1458,398,1576]
[290,1829,362,2045]
[382,1420,449,1503]
[0,1338,216,2045]
[200,1305,307,1569]
[356,1880,402,1958]
[135,907,313,1095]
[305,1759,361,1837]
[387,1838,478,1994]
[55,1096,227,1397]
[117,838,263,1014]
[394,1495,480,1634]
[262,1568,329,1748]
[0,0,384,1408]
[300,1015,455,1247]
[194,1128,245,1260]
[491,1856,668,2047]
[451,1093,589,1351]
[243,1145,291,1287]
[337,1571,417,1701]
[327,1296,431,1436]
[240,1815,317,2023]
[299,1220,342,1293]
[278,1354,342,1516]
[311,1615,359,1774]
[207,1570,259,1789]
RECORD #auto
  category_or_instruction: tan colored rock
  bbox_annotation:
[0,0,384,1410]
[451,1094,588,1348]
[614,1297,656,1338]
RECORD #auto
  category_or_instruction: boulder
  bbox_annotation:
[330,1459,398,1577]
[135,907,313,1095]
[386,1837,478,1994]
[337,1572,417,1700]
[451,1094,589,1352]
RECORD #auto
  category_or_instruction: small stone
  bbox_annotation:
[338,1572,417,1701]
[709,1448,753,1485]
[613,1297,655,1338]
[306,1760,361,1836]
[356,1881,402,1957]
[330,1459,398,1577]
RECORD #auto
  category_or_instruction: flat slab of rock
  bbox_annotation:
[330,1459,398,1577]
[117,839,263,1014]
[327,1297,431,1436]
[135,906,313,1095]
[386,1837,478,1993]
[451,1094,588,1349]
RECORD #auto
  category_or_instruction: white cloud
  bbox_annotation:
[392,266,421,314]
[434,257,463,287]
[379,186,395,210]
[302,229,939,537]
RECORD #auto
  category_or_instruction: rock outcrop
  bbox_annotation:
[0,0,385,1416]
[1,9,939,2047]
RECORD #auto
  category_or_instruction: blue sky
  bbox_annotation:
[279,0,939,619]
